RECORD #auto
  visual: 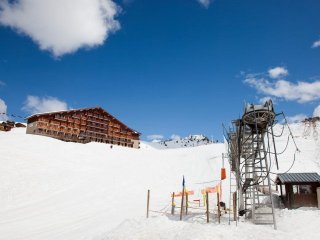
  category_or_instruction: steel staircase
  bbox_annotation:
[240,130,276,228]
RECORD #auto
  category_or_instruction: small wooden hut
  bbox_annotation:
[275,172,320,209]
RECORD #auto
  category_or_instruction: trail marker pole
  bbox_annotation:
[180,175,186,221]
[206,192,209,223]
[146,189,150,218]
[217,192,221,224]
[171,192,175,215]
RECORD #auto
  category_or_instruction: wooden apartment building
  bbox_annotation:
[26,107,140,148]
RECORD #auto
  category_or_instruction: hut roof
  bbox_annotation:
[275,172,320,184]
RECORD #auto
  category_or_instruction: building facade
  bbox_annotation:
[0,121,15,131]
[26,107,140,148]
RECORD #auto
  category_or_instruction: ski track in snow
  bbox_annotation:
[0,122,319,240]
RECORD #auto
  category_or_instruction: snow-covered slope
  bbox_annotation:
[0,128,226,240]
[0,121,319,240]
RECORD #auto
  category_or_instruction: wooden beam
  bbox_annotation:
[206,192,209,223]
[146,189,150,218]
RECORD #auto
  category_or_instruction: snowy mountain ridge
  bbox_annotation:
[147,134,218,149]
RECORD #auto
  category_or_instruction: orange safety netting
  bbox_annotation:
[171,190,194,197]
[201,183,221,194]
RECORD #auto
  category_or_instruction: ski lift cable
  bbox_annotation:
[269,149,298,175]
[265,135,290,155]
[281,112,300,152]
[0,112,27,119]
[267,123,285,138]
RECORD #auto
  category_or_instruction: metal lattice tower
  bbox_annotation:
[227,100,277,229]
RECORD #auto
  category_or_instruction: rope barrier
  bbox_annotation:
[194,179,221,184]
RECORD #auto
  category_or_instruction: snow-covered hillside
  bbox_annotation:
[0,121,319,240]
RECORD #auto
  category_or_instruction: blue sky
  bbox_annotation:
[0,0,320,141]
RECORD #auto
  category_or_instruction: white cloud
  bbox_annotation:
[0,0,120,57]
[268,67,288,79]
[147,134,164,142]
[197,0,213,9]
[22,95,68,114]
[0,80,5,86]
[312,40,320,48]
[0,98,8,121]
[259,96,274,104]
[286,114,307,123]
[284,105,320,122]
[170,134,181,140]
[244,75,320,103]
[313,105,320,117]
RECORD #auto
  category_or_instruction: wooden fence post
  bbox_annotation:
[171,192,175,215]
[180,187,185,220]
[186,192,188,215]
[217,192,221,224]
[206,192,209,223]
[146,189,150,218]
[233,191,237,221]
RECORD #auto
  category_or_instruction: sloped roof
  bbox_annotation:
[26,107,140,135]
[276,172,320,184]
[25,107,101,119]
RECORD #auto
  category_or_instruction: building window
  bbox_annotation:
[299,185,312,194]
